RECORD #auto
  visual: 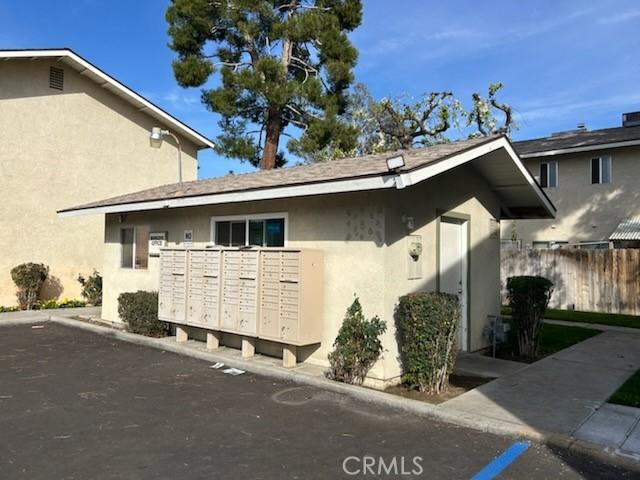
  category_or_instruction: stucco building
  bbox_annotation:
[0,49,213,305]
[505,113,640,248]
[60,135,554,386]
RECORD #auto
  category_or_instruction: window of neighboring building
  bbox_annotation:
[211,214,287,247]
[539,161,557,188]
[121,226,150,269]
[591,156,612,184]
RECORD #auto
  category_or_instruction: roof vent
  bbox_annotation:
[622,111,640,127]
[49,66,64,91]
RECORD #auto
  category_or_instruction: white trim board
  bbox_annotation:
[58,137,555,219]
[0,49,214,149]
[519,139,640,158]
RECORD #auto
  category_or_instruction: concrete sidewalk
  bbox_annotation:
[0,306,101,322]
[453,352,527,379]
[545,318,640,334]
[574,403,640,457]
[441,330,640,458]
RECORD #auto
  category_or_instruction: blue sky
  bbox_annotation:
[2,0,639,179]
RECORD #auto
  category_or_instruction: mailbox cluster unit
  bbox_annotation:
[158,247,323,366]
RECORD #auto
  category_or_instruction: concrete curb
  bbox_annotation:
[0,317,50,327]
[6,316,640,472]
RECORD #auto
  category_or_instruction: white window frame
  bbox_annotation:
[539,161,558,188]
[120,226,149,270]
[591,156,612,184]
[209,212,289,247]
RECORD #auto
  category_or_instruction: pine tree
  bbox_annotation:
[166,0,362,169]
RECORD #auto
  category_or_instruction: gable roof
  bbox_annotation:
[0,48,214,149]
[58,135,555,220]
[514,125,640,158]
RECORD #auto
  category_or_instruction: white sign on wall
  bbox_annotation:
[149,232,167,257]
[184,229,194,247]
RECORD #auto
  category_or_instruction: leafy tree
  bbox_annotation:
[166,0,363,169]
[467,82,516,136]
[370,91,462,150]
[331,82,515,160]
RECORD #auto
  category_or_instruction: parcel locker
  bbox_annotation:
[258,249,323,346]
[158,248,187,324]
[159,247,323,356]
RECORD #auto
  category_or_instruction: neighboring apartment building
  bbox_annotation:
[503,112,640,249]
[0,49,213,306]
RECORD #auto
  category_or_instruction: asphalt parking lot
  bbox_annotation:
[0,323,636,479]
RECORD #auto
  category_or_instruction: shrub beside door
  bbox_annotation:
[505,275,553,359]
[396,292,460,394]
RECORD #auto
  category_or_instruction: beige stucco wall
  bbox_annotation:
[0,58,199,305]
[501,146,640,245]
[101,164,502,384]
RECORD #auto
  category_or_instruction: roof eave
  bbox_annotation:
[518,139,640,158]
[58,136,556,219]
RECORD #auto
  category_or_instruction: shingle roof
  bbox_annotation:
[59,135,499,213]
[514,125,640,156]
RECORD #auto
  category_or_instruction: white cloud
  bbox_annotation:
[519,93,640,122]
[162,91,201,111]
[597,9,640,24]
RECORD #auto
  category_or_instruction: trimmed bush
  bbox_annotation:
[396,292,460,394]
[327,297,387,385]
[10,263,49,310]
[506,276,554,359]
[117,291,167,337]
[78,270,103,306]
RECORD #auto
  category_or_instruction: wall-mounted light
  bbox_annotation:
[150,127,183,184]
[401,215,415,230]
[386,154,405,171]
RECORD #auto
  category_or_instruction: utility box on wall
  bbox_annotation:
[407,234,423,280]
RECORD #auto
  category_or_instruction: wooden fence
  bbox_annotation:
[501,249,640,315]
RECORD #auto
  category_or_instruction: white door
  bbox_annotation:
[439,218,468,350]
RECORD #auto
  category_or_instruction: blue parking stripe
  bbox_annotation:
[471,441,531,480]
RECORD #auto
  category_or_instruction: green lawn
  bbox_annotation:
[538,324,601,356]
[497,321,601,362]
[609,370,640,408]
[500,306,640,329]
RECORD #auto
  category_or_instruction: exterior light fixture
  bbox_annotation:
[386,154,405,171]
[149,127,183,184]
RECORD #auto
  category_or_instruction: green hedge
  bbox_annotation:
[327,297,386,385]
[117,291,167,337]
[396,292,460,394]
[10,262,49,310]
[506,276,553,359]
[78,270,103,306]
